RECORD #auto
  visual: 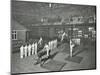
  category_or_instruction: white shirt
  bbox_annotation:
[61,32,66,41]
[35,43,37,49]
[24,45,28,51]
[34,43,37,53]
[55,39,57,47]
[70,40,75,48]
[32,43,34,49]
[20,46,24,53]
[28,44,31,51]
[38,37,42,44]
[48,41,51,50]
[44,44,49,56]
[45,44,49,50]
[56,39,57,44]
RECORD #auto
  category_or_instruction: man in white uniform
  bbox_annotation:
[38,37,43,46]
[50,41,52,51]
[34,42,37,55]
[32,42,35,55]
[44,43,50,57]
[61,32,65,42]
[51,40,54,50]
[53,39,57,49]
[70,39,75,57]
[61,32,68,42]
[54,39,57,48]
[24,45,28,57]
[20,45,24,59]
[28,44,31,56]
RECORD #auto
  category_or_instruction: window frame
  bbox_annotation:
[12,30,17,40]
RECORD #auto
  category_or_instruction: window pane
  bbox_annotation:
[15,34,17,39]
[12,30,17,40]
[12,34,14,39]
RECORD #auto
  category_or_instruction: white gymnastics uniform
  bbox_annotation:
[70,40,75,57]
[44,44,50,57]
[61,32,66,42]
[28,44,31,56]
[24,45,28,57]
[20,45,24,59]
[34,43,37,55]
[48,41,51,50]
[54,40,57,48]
[31,43,35,55]
[38,37,42,45]
[50,41,52,50]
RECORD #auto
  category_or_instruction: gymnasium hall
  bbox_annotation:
[11,0,96,74]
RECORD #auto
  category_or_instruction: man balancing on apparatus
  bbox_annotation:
[34,41,51,66]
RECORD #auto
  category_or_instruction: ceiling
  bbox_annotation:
[11,0,96,25]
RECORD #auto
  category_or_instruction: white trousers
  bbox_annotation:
[20,49,23,59]
[28,49,31,56]
[70,44,74,57]
[54,40,57,48]
[46,49,49,57]
[24,49,27,57]
[35,45,37,55]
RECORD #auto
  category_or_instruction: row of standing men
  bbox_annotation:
[20,37,58,59]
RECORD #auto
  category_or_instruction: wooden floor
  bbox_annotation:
[11,40,96,74]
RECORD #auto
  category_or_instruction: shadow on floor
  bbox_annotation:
[73,47,88,57]
[34,52,59,65]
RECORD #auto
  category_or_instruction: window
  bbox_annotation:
[12,30,17,40]
[78,30,82,37]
